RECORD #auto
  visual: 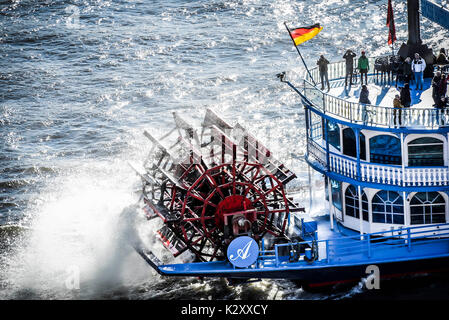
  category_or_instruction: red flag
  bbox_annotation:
[387,0,397,45]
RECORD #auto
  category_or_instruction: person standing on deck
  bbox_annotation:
[411,53,426,91]
[432,71,443,106]
[393,94,403,127]
[402,57,413,85]
[400,83,411,109]
[435,48,449,65]
[343,49,356,88]
[317,55,330,91]
[357,51,369,86]
[359,84,371,124]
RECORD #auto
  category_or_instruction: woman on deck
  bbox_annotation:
[393,94,403,127]
[400,83,411,108]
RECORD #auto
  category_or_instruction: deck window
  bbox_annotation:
[344,185,368,221]
[410,192,446,225]
[369,135,401,165]
[325,179,342,211]
[342,128,366,160]
[408,137,444,167]
[323,119,340,151]
[372,191,404,224]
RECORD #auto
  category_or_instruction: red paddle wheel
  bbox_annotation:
[131,109,302,262]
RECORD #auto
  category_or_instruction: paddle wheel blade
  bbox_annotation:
[130,109,304,262]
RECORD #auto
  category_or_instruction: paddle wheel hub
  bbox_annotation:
[131,109,303,262]
[215,195,255,230]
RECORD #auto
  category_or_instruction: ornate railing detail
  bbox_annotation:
[307,139,449,187]
[302,58,449,129]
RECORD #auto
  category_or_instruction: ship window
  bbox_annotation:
[372,191,404,224]
[344,185,368,221]
[331,179,342,211]
[408,137,444,167]
[323,119,340,151]
[369,135,401,165]
[410,192,446,225]
[342,128,366,160]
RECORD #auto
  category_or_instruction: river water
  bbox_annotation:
[1,0,449,299]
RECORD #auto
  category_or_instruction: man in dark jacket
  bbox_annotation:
[402,57,413,85]
[317,55,330,91]
[400,83,411,108]
[343,49,356,88]
[432,71,443,106]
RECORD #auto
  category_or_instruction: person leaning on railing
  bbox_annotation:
[432,71,442,107]
[357,51,369,86]
[393,94,403,127]
[399,83,411,127]
[435,73,449,125]
[359,85,371,124]
[435,48,449,65]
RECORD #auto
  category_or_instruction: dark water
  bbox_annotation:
[1,0,449,299]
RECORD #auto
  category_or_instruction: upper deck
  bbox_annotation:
[299,57,449,133]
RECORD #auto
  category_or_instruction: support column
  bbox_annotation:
[401,133,406,186]
[355,128,361,180]
[358,185,364,239]
[403,191,410,226]
[324,119,330,171]
[327,176,334,230]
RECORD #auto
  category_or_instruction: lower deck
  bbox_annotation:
[153,218,449,282]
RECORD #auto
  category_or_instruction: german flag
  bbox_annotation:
[290,24,323,46]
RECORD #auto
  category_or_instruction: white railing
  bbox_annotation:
[308,139,449,187]
[302,58,449,129]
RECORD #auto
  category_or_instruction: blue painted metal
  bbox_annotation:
[421,0,449,30]
[155,223,449,281]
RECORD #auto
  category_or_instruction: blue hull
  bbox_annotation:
[157,255,449,287]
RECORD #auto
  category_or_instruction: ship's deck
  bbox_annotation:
[328,77,434,110]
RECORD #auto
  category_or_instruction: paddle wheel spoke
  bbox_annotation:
[134,109,301,262]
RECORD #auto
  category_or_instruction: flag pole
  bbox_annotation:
[284,22,317,86]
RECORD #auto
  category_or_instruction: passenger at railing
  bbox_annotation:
[393,94,403,127]
[359,85,371,124]
[432,71,443,106]
[343,49,356,88]
[435,48,449,66]
[434,74,449,125]
[400,83,411,108]
[317,54,330,91]
[357,51,369,86]
[402,57,413,86]
[411,53,426,91]
[359,85,371,104]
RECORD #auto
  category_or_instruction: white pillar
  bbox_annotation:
[327,176,334,230]
[403,191,409,226]
[358,185,364,239]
